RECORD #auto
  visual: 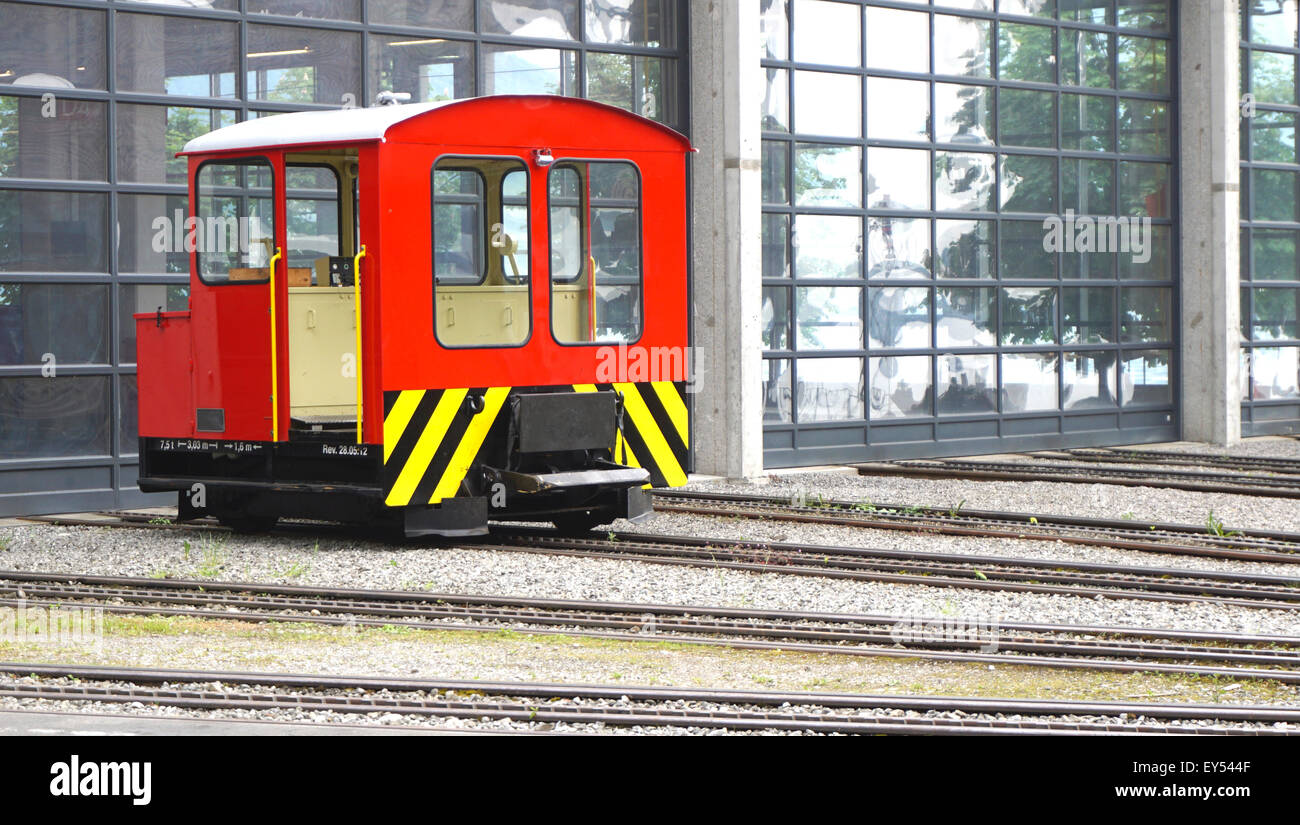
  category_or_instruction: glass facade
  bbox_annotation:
[0,0,685,516]
[1241,1,1300,434]
[761,0,1178,465]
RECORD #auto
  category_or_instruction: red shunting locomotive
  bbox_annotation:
[135,95,693,537]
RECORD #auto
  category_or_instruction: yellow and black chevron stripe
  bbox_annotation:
[382,387,510,507]
[574,382,689,489]
[381,382,689,508]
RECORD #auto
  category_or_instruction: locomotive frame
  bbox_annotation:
[135,95,693,537]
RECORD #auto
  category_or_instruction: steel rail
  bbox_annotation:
[856,459,1300,498]
[4,573,1299,680]
[2,663,1294,735]
[651,490,1300,565]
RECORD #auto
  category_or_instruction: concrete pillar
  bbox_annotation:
[1179,0,1241,445]
[689,0,765,478]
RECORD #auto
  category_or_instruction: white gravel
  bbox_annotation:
[1,519,1298,638]
[0,675,1288,735]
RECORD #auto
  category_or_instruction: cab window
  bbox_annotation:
[195,158,276,285]
[432,156,530,348]
[548,160,642,344]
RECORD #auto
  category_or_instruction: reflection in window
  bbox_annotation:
[1064,352,1119,410]
[936,220,994,279]
[763,358,792,422]
[938,353,997,415]
[796,144,861,207]
[246,25,360,105]
[370,36,474,103]
[797,287,863,351]
[433,168,485,285]
[0,4,106,91]
[286,166,341,275]
[1122,350,1173,405]
[937,287,996,348]
[0,283,108,366]
[0,376,111,458]
[484,0,578,39]
[0,96,106,181]
[1002,353,1058,413]
[484,46,578,95]
[587,0,676,48]
[868,287,929,350]
[0,190,108,273]
[196,160,276,285]
[794,215,860,279]
[1001,287,1058,345]
[434,157,530,347]
[870,356,931,420]
[117,105,236,185]
[796,358,864,422]
[116,13,237,98]
[586,52,675,125]
[549,160,641,344]
[867,218,931,279]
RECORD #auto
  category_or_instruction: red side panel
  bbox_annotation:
[189,283,275,441]
[135,311,194,438]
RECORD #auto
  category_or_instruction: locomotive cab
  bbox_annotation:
[135,96,693,537]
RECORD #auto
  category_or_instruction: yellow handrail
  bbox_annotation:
[268,246,283,442]
[353,244,367,444]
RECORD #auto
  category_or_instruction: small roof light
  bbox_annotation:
[533,148,555,167]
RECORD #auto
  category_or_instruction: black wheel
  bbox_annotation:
[551,511,606,536]
[216,512,279,534]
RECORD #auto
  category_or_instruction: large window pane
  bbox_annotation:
[247,25,360,106]
[484,46,578,96]
[117,104,236,185]
[0,96,106,181]
[0,376,111,459]
[587,0,676,48]
[870,356,932,420]
[368,1,473,30]
[796,357,864,421]
[116,13,237,99]
[0,283,109,366]
[0,190,108,272]
[483,0,578,40]
[369,36,475,104]
[797,287,863,350]
[794,215,861,279]
[0,4,106,91]
[795,0,861,67]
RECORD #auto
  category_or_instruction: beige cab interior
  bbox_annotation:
[282,150,361,424]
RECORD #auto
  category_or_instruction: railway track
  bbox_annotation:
[1050,447,1300,476]
[3,570,1299,682]
[651,489,1300,565]
[18,511,1300,610]
[2,663,1295,735]
[857,458,1300,498]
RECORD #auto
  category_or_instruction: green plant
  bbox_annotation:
[195,536,227,577]
[948,499,966,518]
[1205,510,1242,538]
[274,560,309,578]
[1120,512,1135,520]
[148,516,172,525]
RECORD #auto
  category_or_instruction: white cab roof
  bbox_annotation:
[181,101,450,154]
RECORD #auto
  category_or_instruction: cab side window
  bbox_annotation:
[548,160,642,344]
[195,158,276,285]
[432,157,530,347]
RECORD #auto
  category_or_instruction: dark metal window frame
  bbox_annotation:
[1240,4,1300,435]
[760,0,1180,467]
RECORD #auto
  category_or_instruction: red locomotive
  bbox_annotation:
[135,96,692,537]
